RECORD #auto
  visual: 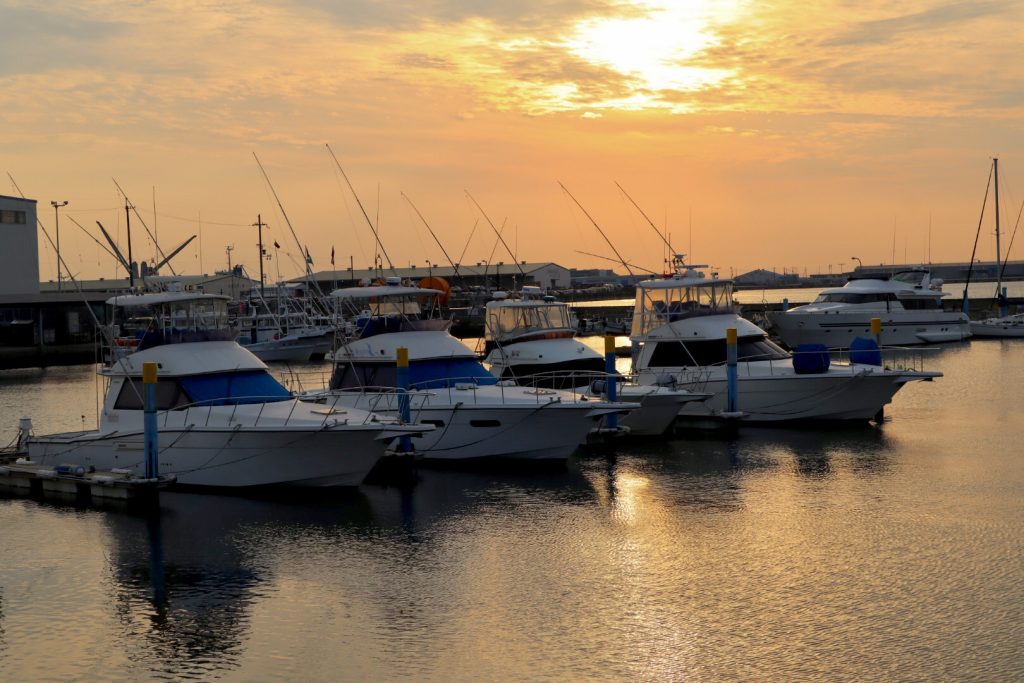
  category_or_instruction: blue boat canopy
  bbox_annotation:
[179,370,292,405]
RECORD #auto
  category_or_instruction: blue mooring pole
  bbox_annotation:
[143,361,159,479]
[726,328,738,414]
[396,347,412,453]
[604,335,618,430]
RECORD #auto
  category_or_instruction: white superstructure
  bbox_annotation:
[767,269,970,348]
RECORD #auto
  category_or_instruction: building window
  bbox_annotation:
[0,210,27,224]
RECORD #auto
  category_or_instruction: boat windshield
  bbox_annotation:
[813,292,897,304]
[113,370,292,410]
[486,304,573,340]
[631,280,733,337]
[891,270,927,287]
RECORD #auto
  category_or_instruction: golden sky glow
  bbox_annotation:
[4,0,1024,281]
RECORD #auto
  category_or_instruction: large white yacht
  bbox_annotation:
[25,341,425,487]
[317,284,634,462]
[630,256,942,422]
[482,286,709,436]
[767,269,971,348]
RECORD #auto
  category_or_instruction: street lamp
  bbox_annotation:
[425,259,433,282]
[51,201,69,291]
[851,256,863,270]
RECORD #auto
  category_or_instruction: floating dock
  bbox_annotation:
[0,461,175,503]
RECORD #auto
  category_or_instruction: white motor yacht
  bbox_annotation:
[316,284,634,463]
[767,268,970,348]
[25,341,425,487]
[104,290,237,360]
[482,287,709,436]
[631,256,942,423]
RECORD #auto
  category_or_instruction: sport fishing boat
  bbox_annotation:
[482,287,709,436]
[631,255,942,423]
[316,283,634,462]
[104,290,237,360]
[27,343,425,488]
[767,268,970,348]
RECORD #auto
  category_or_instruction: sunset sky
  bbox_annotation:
[4,0,1024,283]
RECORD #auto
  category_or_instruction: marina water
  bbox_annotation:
[0,339,1021,681]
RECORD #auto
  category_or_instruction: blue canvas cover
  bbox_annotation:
[409,358,499,389]
[849,337,883,366]
[792,344,831,374]
[179,370,292,405]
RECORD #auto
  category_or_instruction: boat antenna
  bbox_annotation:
[325,143,396,273]
[962,161,994,314]
[63,215,120,264]
[993,157,1002,300]
[401,192,470,290]
[112,178,176,276]
[465,191,526,279]
[558,181,634,277]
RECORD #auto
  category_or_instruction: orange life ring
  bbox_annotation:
[418,276,451,305]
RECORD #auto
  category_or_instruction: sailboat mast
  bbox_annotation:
[994,157,1002,297]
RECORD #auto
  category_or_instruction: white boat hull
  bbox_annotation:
[311,388,620,462]
[26,426,387,487]
[969,317,1024,338]
[768,310,970,348]
[638,364,937,422]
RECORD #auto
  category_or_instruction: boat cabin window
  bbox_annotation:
[487,304,572,339]
[632,281,733,337]
[648,335,789,367]
[813,293,896,304]
[330,359,498,390]
[899,297,942,310]
[113,378,192,410]
[112,370,291,410]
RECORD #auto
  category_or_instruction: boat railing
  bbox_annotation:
[154,394,386,429]
[695,345,936,377]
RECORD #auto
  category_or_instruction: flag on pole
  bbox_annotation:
[305,247,313,265]
[273,241,281,249]
[331,246,335,266]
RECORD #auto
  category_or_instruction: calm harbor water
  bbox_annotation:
[1,341,1022,681]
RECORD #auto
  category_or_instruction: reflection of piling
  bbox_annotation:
[604,335,618,430]
[143,361,159,479]
[726,328,738,414]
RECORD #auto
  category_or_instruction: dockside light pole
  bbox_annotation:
[51,200,68,291]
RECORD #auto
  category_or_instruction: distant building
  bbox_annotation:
[0,195,39,296]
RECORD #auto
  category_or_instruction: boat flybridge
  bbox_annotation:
[482,286,710,436]
[24,340,427,487]
[104,290,237,360]
[630,255,941,423]
[767,268,971,348]
[312,282,636,463]
[483,286,604,387]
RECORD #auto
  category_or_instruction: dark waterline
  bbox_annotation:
[0,341,1021,681]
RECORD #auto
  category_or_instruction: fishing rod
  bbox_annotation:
[252,152,328,300]
[558,181,634,277]
[615,181,678,258]
[456,218,480,270]
[464,191,526,280]
[325,143,396,273]
[401,192,471,291]
[574,249,658,275]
